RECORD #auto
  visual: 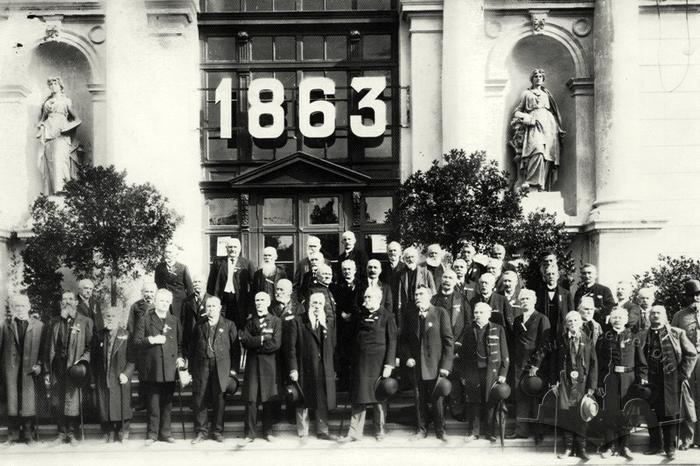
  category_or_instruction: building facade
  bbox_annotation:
[1,0,699,305]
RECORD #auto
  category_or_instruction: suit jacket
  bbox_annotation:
[240,313,281,402]
[293,257,331,294]
[536,285,574,341]
[459,322,509,402]
[181,292,212,350]
[574,283,615,327]
[155,261,193,320]
[92,327,135,421]
[134,310,182,383]
[553,331,598,409]
[423,263,445,289]
[399,305,454,381]
[431,289,469,354]
[356,278,394,317]
[337,248,369,280]
[380,261,407,315]
[251,266,287,298]
[512,311,551,373]
[597,327,648,409]
[469,292,514,334]
[0,318,43,417]
[457,279,478,302]
[397,265,436,334]
[189,317,239,392]
[77,295,103,333]
[212,256,255,311]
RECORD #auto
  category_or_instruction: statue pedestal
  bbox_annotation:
[521,191,568,219]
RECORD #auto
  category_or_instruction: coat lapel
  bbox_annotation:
[112,328,126,358]
[10,319,19,347]
[303,315,321,344]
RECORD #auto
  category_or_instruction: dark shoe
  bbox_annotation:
[102,432,114,443]
[578,449,590,461]
[487,435,498,443]
[534,434,544,445]
[644,447,663,455]
[436,433,448,443]
[599,448,611,458]
[317,433,337,441]
[191,433,207,445]
[619,447,633,460]
[667,450,676,460]
[558,448,573,459]
[161,436,176,444]
[679,441,689,451]
[212,433,224,443]
[505,433,528,439]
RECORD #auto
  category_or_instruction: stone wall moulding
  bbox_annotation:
[530,10,548,34]
[572,18,592,37]
[29,27,104,85]
[146,0,199,37]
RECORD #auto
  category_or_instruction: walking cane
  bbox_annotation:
[178,370,186,440]
[553,384,559,457]
[78,387,85,441]
[411,365,421,429]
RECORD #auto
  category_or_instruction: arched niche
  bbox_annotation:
[26,41,93,196]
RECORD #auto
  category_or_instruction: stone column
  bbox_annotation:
[88,83,107,166]
[401,0,443,175]
[586,0,666,284]
[566,78,595,223]
[441,0,486,155]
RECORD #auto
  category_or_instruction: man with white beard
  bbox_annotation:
[423,244,445,289]
[252,247,287,298]
[397,247,436,335]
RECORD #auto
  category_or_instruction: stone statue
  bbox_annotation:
[510,69,565,192]
[37,76,81,195]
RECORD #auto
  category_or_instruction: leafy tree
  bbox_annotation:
[22,165,182,316]
[633,254,700,318]
[386,149,572,287]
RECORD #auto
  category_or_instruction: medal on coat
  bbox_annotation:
[163,323,171,334]
[570,370,579,380]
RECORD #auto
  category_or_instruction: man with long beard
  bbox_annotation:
[423,244,446,289]
[252,247,287,298]
[397,247,436,336]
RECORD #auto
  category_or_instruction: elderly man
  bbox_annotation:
[76,278,103,333]
[615,281,641,331]
[643,305,697,459]
[304,264,337,329]
[423,244,446,289]
[127,281,156,411]
[252,247,287,298]
[155,244,193,321]
[452,259,477,301]
[500,270,522,311]
[431,268,468,356]
[401,286,454,441]
[293,236,329,292]
[457,241,485,283]
[470,273,513,335]
[0,295,43,445]
[554,311,597,460]
[340,287,397,442]
[671,279,700,449]
[189,296,239,444]
[634,287,656,333]
[597,307,648,459]
[578,296,603,346]
[296,252,325,301]
[459,302,509,442]
[287,292,338,442]
[381,241,407,315]
[44,290,94,445]
[239,292,282,443]
[573,264,615,327]
[338,231,368,280]
[508,289,550,442]
[536,266,574,344]
[333,259,361,391]
[92,307,134,443]
[134,289,185,445]
[397,247,436,335]
[491,243,517,273]
[358,259,393,314]
[211,237,255,328]
[181,274,212,350]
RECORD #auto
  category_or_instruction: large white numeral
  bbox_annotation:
[248,78,285,139]
[299,77,336,139]
[215,78,232,139]
[350,76,387,138]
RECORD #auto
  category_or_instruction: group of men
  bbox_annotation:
[2,233,700,461]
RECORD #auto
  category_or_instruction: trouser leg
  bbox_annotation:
[158,383,174,439]
[193,363,211,435]
[514,398,530,437]
[416,379,433,434]
[7,416,20,442]
[432,392,445,436]
[245,402,258,439]
[262,402,274,436]
[348,404,366,439]
[210,373,225,435]
[295,407,309,437]
[372,402,386,436]
[316,403,329,435]
[464,403,477,435]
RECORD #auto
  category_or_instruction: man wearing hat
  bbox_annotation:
[44,290,94,445]
[91,307,135,443]
[240,292,282,443]
[211,237,255,328]
[400,285,454,441]
[189,296,239,444]
[573,264,615,327]
[645,305,697,458]
[459,302,509,442]
[553,311,597,460]
[340,287,397,442]
[671,278,700,448]
[597,307,648,459]
[286,292,338,442]
[134,288,185,445]
[507,289,550,443]
[0,295,43,445]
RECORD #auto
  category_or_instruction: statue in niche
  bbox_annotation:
[37,76,81,195]
[510,69,565,192]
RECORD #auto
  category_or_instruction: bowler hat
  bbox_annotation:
[489,381,511,402]
[285,380,304,404]
[225,375,240,395]
[432,376,452,398]
[374,377,399,401]
[67,360,89,386]
[629,383,652,401]
[519,374,544,397]
[579,395,599,422]
[685,280,700,296]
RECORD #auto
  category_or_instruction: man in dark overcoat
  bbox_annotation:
[155,244,194,321]
[44,290,93,445]
[643,305,697,459]
[431,268,468,352]
[400,285,454,441]
[536,266,574,344]
[553,311,597,460]
[380,241,406,315]
[134,288,185,445]
[340,288,397,442]
[127,281,156,411]
[0,295,43,445]
[397,247,436,336]
[597,307,648,459]
[573,264,615,327]
[287,292,337,442]
[180,275,212,351]
[459,302,509,442]
[240,292,282,443]
[92,307,135,442]
[251,247,287,298]
[337,231,369,281]
[189,296,238,443]
[76,279,103,334]
[211,237,255,328]
[508,289,550,442]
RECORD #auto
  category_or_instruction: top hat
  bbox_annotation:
[67,360,89,387]
[374,377,399,401]
[685,280,700,296]
[579,395,599,422]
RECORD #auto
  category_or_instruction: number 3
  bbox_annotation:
[350,76,387,138]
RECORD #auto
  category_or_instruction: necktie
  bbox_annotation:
[313,311,319,330]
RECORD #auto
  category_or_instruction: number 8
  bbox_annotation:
[248,78,285,139]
